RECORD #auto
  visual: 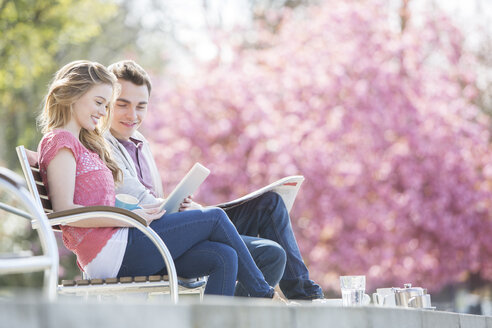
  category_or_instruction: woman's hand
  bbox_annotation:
[132,207,165,225]
[179,195,203,212]
[139,198,166,210]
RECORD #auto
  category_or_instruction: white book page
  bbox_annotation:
[160,163,210,214]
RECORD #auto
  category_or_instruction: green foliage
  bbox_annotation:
[0,0,117,90]
[0,0,118,168]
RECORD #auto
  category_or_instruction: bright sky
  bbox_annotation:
[132,0,491,75]
[160,0,491,56]
[410,0,492,50]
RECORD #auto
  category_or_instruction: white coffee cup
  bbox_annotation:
[373,288,396,306]
[115,194,141,211]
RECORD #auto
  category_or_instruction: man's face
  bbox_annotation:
[110,79,149,140]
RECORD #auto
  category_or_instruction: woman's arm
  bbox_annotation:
[46,148,163,227]
[46,148,79,212]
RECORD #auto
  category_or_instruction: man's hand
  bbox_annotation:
[179,195,203,212]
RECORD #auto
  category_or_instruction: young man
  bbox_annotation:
[105,60,323,300]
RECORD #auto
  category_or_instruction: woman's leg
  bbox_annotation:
[118,207,273,297]
[173,241,238,296]
[119,237,238,296]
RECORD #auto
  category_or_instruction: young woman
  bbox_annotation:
[37,60,275,298]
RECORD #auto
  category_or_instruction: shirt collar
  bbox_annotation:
[117,137,144,150]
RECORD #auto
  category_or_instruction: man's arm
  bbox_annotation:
[105,132,163,205]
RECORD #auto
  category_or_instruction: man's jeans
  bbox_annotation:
[226,192,324,299]
[234,235,286,296]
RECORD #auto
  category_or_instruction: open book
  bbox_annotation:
[214,176,305,213]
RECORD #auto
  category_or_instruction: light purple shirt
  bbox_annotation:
[117,137,157,197]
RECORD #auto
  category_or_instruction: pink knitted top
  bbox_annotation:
[38,129,118,270]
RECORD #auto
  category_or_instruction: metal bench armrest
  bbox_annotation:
[44,207,180,303]
[47,205,147,226]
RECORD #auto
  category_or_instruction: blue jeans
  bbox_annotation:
[117,207,274,297]
[226,192,324,299]
[234,235,286,297]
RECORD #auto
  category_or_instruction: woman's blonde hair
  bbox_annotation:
[38,60,121,182]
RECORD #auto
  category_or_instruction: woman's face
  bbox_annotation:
[71,83,113,131]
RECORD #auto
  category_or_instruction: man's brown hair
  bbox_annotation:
[108,60,152,95]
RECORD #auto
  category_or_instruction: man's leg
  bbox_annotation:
[226,192,324,300]
[234,235,286,297]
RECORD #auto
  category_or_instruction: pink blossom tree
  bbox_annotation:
[145,0,492,292]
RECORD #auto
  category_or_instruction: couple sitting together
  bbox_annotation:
[37,59,323,300]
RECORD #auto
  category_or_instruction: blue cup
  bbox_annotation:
[115,194,141,210]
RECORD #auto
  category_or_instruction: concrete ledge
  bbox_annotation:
[1,296,491,328]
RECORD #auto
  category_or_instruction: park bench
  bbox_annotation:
[15,145,206,302]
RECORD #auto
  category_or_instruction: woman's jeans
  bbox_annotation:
[117,207,273,297]
[226,192,323,300]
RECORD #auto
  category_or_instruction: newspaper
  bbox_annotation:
[214,176,305,213]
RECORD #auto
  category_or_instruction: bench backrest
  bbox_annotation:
[16,146,53,214]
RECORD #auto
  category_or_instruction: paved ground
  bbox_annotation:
[1,294,491,328]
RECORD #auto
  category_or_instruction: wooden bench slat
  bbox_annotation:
[30,168,42,182]
[105,278,118,284]
[75,279,90,286]
[37,185,48,198]
[134,276,147,282]
[40,197,52,210]
[29,165,53,211]
[62,280,75,286]
[119,277,133,283]
[149,275,162,282]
